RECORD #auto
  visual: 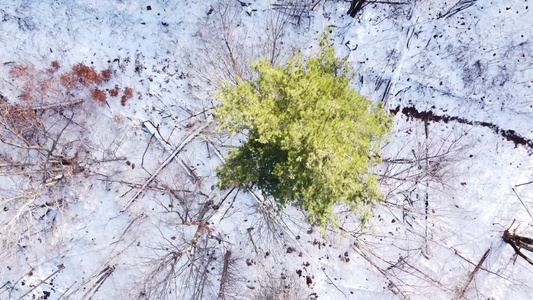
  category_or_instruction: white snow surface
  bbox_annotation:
[0,0,532,299]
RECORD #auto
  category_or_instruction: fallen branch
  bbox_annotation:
[121,121,211,211]
[60,246,131,300]
[17,265,65,300]
[217,250,232,300]
[452,247,504,279]
[352,242,409,300]
[458,248,490,299]
[79,265,115,300]
[438,0,477,19]
[516,180,533,187]
[31,99,85,110]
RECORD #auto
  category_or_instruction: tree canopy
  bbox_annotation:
[215,32,392,226]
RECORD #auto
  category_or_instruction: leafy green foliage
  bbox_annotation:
[215,32,392,226]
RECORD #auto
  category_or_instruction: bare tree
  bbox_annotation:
[184,0,297,100]
[0,61,130,298]
[187,0,253,89]
[0,94,86,251]
[253,269,307,300]
[136,192,217,300]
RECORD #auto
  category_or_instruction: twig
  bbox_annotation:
[17,265,65,300]
[60,248,129,300]
[512,188,533,221]
[458,248,490,299]
[422,115,431,259]
[452,247,504,278]
[438,0,477,19]
[368,0,408,4]
[247,227,260,257]
[142,121,199,182]
[31,99,85,110]
[178,157,200,182]
[219,189,239,221]
[79,265,115,300]
[110,214,146,251]
[516,180,533,187]
[310,0,323,11]
[320,268,349,299]
[1,173,63,204]
[351,241,409,299]
[57,280,77,300]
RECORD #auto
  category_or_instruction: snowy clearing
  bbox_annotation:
[1,0,533,299]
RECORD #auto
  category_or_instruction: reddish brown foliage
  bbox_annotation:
[21,90,33,102]
[60,73,75,88]
[108,87,119,97]
[91,88,107,104]
[47,61,61,74]
[39,78,61,94]
[100,69,112,82]
[9,65,29,78]
[60,64,115,89]
[9,61,123,106]
[51,61,60,70]
[72,64,102,86]
[121,87,133,106]
[40,79,53,92]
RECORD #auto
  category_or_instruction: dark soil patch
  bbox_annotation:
[391,106,533,151]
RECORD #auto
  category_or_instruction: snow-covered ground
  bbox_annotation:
[1,0,533,299]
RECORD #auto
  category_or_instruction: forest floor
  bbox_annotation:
[1,0,533,299]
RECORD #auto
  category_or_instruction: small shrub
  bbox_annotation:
[100,69,112,82]
[21,90,33,102]
[9,65,29,78]
[108,87,119,97]
[72,63,102,86]
[0,103,42,138]
[91,88,107,103]
[40,79,54,92]
[60,73,75,88]
[52,60,60,71]
[121,87,133,106]
[9,61,128,107]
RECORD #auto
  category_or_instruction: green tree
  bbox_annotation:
[215,32,392,226]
